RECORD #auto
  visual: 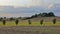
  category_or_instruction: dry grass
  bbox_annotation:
[0,26,60,34]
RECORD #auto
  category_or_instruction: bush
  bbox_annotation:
[28,20,31,24]
[9,17,15,21]
[53,18,56,24]
[0,17,3,21]
[15,19,19,25]
[2,20,6,25]
[40,19,43,25]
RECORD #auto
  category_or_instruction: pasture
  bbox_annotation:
[0,21,60,26]
[0,17,60,34]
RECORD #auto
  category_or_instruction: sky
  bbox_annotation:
[0,0,42,7]
[0,0,60,17]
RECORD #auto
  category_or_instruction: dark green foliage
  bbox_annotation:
[41,13,48,17]
[15,19,19,25]
[47,12,55,17]
[33,12,55,17]
[23,12,55,19]
[2,20,6,25]
[28,20,31,24]
[26,12,55,19]
[38,13,42,16]
[31,14,38,18]
[34,14,38,17]
[40,19,43,25]
[18,17,22,19]
[0,17,3,21]
[9,17,15,21]
[25,17,31,19]
[4,17,6,19]
[53,18,56,24]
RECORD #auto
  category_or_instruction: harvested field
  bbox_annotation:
[0,26,60,34]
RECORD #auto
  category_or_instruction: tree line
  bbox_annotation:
[25,12,55,19]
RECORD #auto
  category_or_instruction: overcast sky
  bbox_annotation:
[0,0,60,17]
[0,0,59,7]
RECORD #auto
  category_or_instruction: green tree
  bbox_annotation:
[47,12,55,17]
[18,17,22,19]
[0,17,3,21]
[38,13,42,17]
[41,13,48,17]
[9,17,15,21]
[4,17,6,19]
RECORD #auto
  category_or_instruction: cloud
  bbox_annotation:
[48,4,54,9]
[0,0,60,17]
[0,0,43,7]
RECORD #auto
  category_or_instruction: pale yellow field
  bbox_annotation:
[0,21,60,26]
